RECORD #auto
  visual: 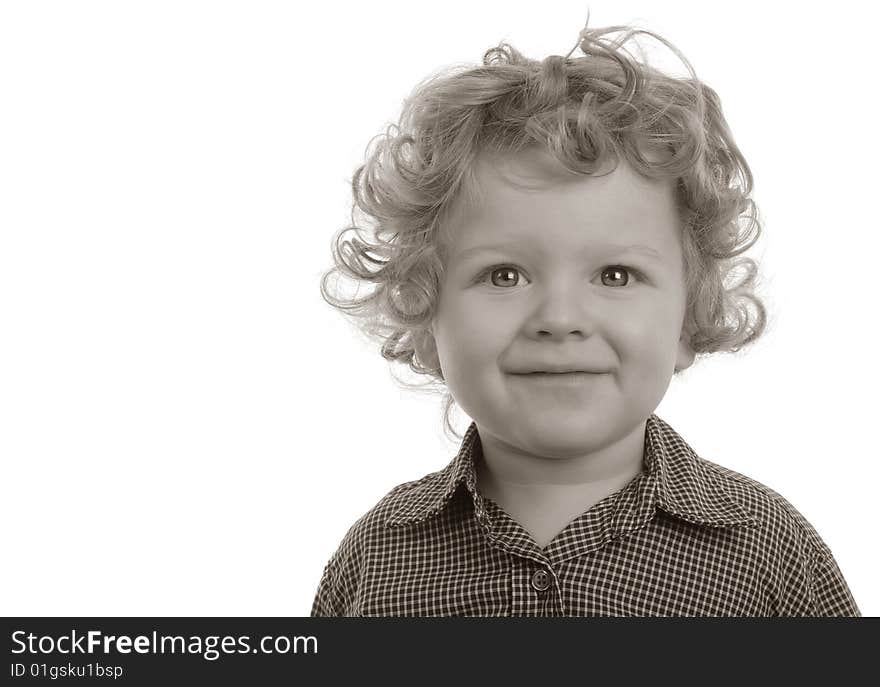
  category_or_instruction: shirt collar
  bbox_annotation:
[384,414,757,530]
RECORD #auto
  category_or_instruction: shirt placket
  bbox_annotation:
[474,498,565,616]
[519,561,563,616]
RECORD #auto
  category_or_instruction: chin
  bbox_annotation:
[516,416,601,439]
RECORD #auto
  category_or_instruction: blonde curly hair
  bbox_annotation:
[320,21,768,441]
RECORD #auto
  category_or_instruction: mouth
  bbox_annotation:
[516,371,603,376]
[526,371,588,375]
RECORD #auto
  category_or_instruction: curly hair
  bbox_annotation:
[320,21,768,442]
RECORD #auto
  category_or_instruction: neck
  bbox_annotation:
[474,418,647,490]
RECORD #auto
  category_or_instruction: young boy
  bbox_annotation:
[312,22,860,616]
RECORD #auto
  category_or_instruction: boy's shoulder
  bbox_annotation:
[642,414,838,562]
[311,471,451,617]
[332,425,484,552]
[688,449,834,559]
[322,465,457,562]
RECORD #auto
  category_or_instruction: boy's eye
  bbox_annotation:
[601,266,634,287]
[474,265,640,288]
[479,266,522,288]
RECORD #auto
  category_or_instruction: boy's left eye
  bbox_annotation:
[600,266,634,287]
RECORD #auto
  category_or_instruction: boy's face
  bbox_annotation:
[428,147,695,457]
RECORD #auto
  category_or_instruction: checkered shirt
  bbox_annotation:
[311,414,860,616]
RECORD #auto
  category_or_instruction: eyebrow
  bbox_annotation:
[453,243,665,262]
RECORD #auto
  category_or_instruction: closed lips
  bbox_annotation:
[514,370,604,375]
[518,367,604,373]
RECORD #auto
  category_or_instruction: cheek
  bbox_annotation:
[435,300,513,371]
[439,293,510,338]
[613,300,682,353]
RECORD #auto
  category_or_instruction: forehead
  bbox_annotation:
[441,147,682,259]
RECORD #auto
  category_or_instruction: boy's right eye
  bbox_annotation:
[474,265,525,288]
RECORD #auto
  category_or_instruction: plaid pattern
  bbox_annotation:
[311,414,860,617]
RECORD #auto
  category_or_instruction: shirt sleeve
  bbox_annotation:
[310,555,344,617]
[810,551,861,617]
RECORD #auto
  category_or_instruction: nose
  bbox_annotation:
[527,282,593,340]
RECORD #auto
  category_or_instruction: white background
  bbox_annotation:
[1,0,876,617]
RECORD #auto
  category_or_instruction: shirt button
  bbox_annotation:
[531,568,551,592]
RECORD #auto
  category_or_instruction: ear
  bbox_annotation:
[413,327,442,375]
[675,327,696,373]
